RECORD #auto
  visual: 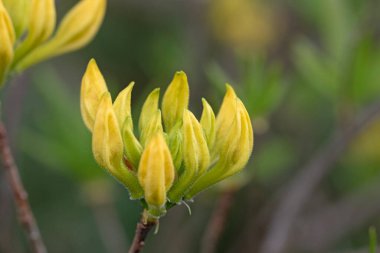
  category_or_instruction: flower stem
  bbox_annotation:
[128,210,157,253]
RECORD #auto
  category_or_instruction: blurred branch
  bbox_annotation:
[260,101,380,253]
[200,189,236,253]
[294,177,380,251]
[0,122,47,253]
[128,210,157,253]
[0,175,14,253]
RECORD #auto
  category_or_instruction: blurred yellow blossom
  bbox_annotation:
[209,0,278,52]
[0,0,106,86]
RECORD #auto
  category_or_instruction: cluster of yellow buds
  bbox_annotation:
[0,0,106,85]
[81,59,254,218]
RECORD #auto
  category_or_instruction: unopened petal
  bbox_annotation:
[162,71,189,131]
[113,82,134,129]
[200,98,216,149]
[3,0,31,38]
[80,59,108,132]
[0,5,14,85]
[139,88,160,134]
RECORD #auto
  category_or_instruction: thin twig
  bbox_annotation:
[128,210,157,253]
[201,189,236,253]
[260,102,380,253]
[0,122,47,253]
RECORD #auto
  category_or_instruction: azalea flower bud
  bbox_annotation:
[0,3,14,84]
[223,99,254,177]
[139,88,160,134]
[200,98,216,148]
[162,71,189,131]
[139,110,163,147]
[2,0,31,39]
[80,59,108,132]
[122,116,142,169]
[185,108,241,199]
[113,82,134,129]
[92,93,143,199]
[138,133,175,217]
[185,98,254,199]
[168,110,210,203]
[15,0,106,71]
[13,0,56,64]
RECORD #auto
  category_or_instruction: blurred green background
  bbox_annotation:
[1,0,380,252]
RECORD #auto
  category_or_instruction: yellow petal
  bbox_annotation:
[213,84,237,156]
[139,110,163,147]
[200,98,216,148]
[13,0,56,65]
[0,5,14,85]
[80,59,108,132]
[14,0,106,71]
[93,92,143,199]
[92,93,123,170]
[223,99,254,177]
[2,0,31,38]
[0,1,15,43]
[113,82,134,129]
[162,71,189,131]
[138,133,175,217]
[139,88,160,134]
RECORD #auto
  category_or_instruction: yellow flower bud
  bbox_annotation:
[200,98,216,148]
[185,98,253,199]
[0,3,14,85]
[113,82,134,129]
[92,92,143,199]
[139,110,163,147]
[139,88,160,134]
[223,99,254,177]
[185,109,241,199]
[80,59,108,132]
[162,71,189,131]
[138,133,175,217]
[122,116,143,169]
[3,0,31,39]
[15,0,106,71]
[168,110,210,203]
[13,0,56,64]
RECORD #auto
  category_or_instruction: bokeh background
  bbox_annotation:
[1,0,380,252]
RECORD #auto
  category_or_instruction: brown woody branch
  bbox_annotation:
[260,102,380,253]
[0,122,47,253]
[128,211,157,253]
